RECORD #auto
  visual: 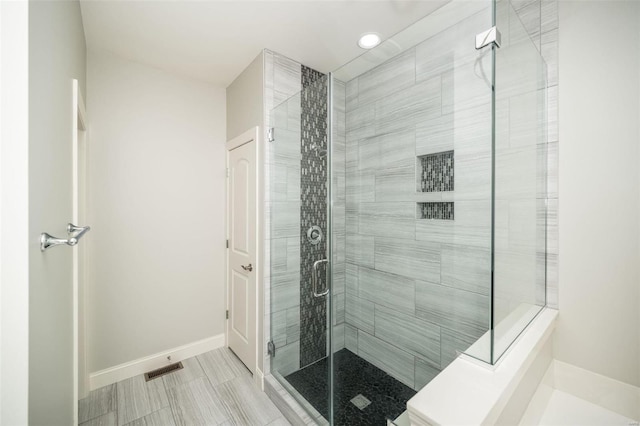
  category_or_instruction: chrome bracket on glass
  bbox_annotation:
[40,223,91,252]
[312,259,329,297]
[475,26,502,50]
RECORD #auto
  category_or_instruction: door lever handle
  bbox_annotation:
[241,263,253,272]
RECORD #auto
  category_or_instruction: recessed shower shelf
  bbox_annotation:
[417,202,455,220]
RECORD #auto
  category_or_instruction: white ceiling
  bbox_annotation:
[79,1,449,87]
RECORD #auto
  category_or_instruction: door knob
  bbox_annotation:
[241,263,253,272]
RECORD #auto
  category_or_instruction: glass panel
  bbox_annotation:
[492,0,548,362]
[330,1,494,423]
[269,87,331,424]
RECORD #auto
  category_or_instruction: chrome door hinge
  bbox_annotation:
[268,128,275,143]
[226,239,229,249]
[267,340,276,357]
[475,26,502,50]
[226,310,229,320]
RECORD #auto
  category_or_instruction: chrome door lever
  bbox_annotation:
[312,259,329,297]
[241,263,253,272]
[40,223,91,251]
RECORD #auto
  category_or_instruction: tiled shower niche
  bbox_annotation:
[418,202,455,220]
[418,150,454,192]
[417,151,455,220]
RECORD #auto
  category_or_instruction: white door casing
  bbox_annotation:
[226,127,258,376]
[72,79,88,412]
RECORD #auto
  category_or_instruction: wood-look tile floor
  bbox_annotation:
[79,348,291,426]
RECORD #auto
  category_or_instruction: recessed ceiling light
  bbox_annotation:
[358,33,381,49]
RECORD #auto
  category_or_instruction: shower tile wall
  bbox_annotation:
[265,51,303,377]
[339,0,558,390]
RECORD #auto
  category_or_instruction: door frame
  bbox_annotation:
[72,79,88,417]
[0,1,30,424]
[225,126,262,388]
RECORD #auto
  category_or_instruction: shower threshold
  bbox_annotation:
[284,349,416,426]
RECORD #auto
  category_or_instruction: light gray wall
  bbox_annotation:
[557,0,640,387]
[28,1,86,423]
[86,49,227,372]
[226,52,264,141]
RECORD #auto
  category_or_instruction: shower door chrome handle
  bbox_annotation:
[312,259,329,297]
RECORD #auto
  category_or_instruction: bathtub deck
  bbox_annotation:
[528,389,636,426]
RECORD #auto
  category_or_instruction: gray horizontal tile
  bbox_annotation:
[374,304,440,368]
[345,324,358,353]
[416,280,490,338]
[81,412,117,426]
[346,168,375,203]
[346,263,358,295]
[415,8,490,82]
[374,237,440,283]
[375,76,441,135]
[440,327,479,368]
[271,273,300,313]
[271,202,300,238]
[358,131,414,171]
[214,375,282,426]
[358,267,415,313]
[441,59,493,115]
[162,357,206,391]
[345,293,374,335]
[416,199,491,248]
[79,384,116,424]
[375,166,415,202]
[168,377,230,426]
[333,323,345,352]
[359,202,416,240]
[358,48,415,106]
[358,331,414,389]
[414,357,441,391]
[272,307,288,348]
[346,234,374,269]
[346,103,376,141]
[272,341,300,377]
[123,408,175,426]
[197,348,249,387]
[346,78,359,111]
[117,374,169,426]
[286,306,301,344]
[441,244,491,295]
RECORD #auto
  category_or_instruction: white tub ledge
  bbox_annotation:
[407,308,558,426]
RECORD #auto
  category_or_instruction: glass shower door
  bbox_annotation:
[269,75,332,424]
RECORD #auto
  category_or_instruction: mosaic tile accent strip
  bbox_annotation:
[299,65,329,368]
[418,202,454,220]
[419,151,454,192]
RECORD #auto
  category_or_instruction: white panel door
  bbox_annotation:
[226,132,257,373]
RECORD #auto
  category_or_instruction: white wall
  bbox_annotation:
[86,49,227,373]
[558,0,640,387]
[225,51,266,375]
[0,1,29,424]
[28,1,87,423]
[226,52,263,141]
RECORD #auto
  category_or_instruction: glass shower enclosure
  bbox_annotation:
[269,0,548,424]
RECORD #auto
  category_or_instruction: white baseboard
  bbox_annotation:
[89,334,225,390]
[255,367,265,391]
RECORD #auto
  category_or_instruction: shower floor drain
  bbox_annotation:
[350,394,372,410]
